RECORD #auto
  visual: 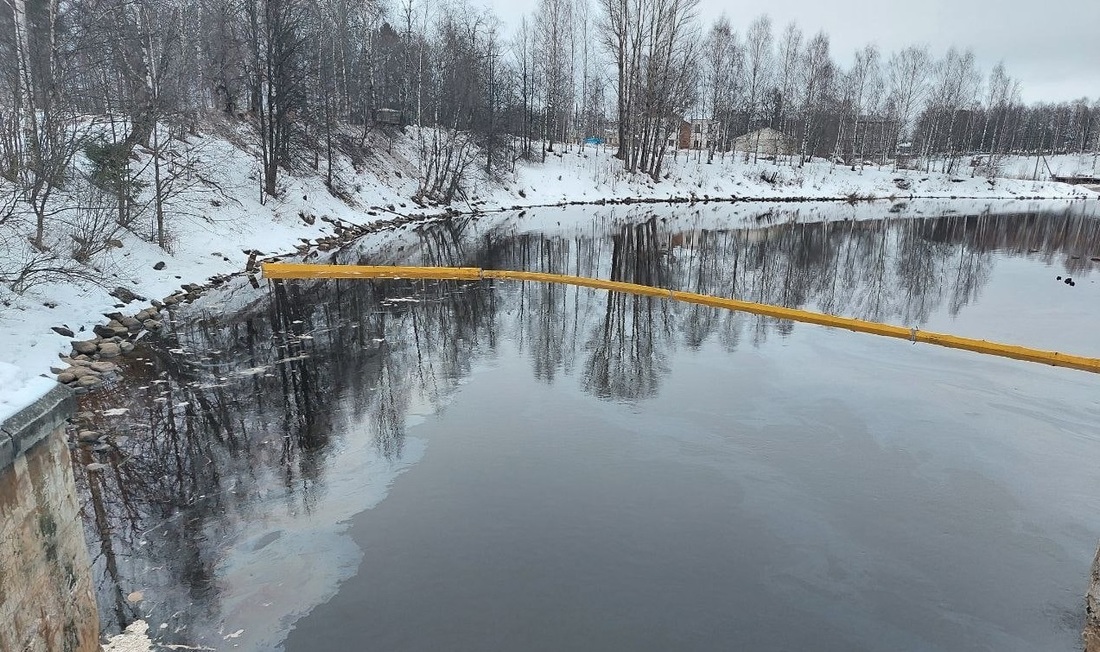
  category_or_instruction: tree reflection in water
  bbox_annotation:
[71,204,1098,646]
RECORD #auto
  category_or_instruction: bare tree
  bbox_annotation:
[797,31,835,165]
[598,0,700,179]
[742,14,772,163]
[770,21,802,164]
[886,45,930,169]
[534,0,575,153]
[701,16,741,160]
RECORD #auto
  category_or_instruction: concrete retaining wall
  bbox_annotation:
[0,384,100,652]
[1,385,75,472]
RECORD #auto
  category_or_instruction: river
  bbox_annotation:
[65,200,1100,651]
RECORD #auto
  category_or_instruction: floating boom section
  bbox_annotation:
[261,262,1100,375]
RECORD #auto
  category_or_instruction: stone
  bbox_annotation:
[153,261,166,270]
[163,295,179,305]
[93,324,116,338]
[121,316,142,332]
[120,341,135,354]
[86,463,108,472]
[51,326,75,337]
[105,319,129,336]
[98,342,121,358]
[127,591,144,604]
[77,430,101,443]
[151,299,165,309]
[77,375,101,387]
[89,361,116,374]
[67,366,97,379]
[109,286,145,304]
[143,320,161,331]
[56,372,76,384]
[72,340,98,355]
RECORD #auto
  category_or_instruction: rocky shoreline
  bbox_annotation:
[52,305,162,392]
[49,209,445,396]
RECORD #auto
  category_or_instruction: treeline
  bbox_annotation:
[0,0,1096,291]
[696,14,1099,171]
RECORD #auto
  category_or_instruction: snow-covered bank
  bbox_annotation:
[1,123,1097,425]
[496,146,1097,206]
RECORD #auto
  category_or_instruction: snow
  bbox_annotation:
[997,153,1100,180]
[0,361,56,425]
[100,620,152,652]
[0,121,1097,426]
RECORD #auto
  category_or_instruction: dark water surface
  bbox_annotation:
[74,202,1100,651]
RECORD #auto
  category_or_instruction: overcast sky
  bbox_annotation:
[478,0,1099,104]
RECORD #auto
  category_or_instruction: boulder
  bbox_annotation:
[110,286,145,304]
[120,341,135,354]
[89,361,117,374]
[98,342,122,358]
[77,431,101,443]
[143,320,161,331]
[77,375,101,387]
[57,372,76,384]
[105,319,129,336]
[153,261,167,271]
[121,316,142,332]
[93,324,117,338]
[68,366,97,379]
[52,326,75,338]
[72,340,98,355]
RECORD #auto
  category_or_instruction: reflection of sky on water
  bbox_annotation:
[73,202,1100,650]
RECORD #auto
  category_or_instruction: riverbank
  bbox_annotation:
[0,123,1097,422]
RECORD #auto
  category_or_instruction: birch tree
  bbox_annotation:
[742,14,772,162]
[885,45,930,168]
[701,17,741,159]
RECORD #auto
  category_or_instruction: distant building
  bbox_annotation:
[374,108,403,125]
[665,118,722,150]
[836,116,900,164]
[666,119,692,150]
[688,119,721,150]
[732,127,796,156]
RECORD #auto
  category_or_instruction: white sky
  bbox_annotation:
[475,0,1100,104]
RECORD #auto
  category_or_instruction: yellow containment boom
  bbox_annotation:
[262,262,1100,375]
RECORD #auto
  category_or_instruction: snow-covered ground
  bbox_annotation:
[997,153,1100,180]
[494,146,1097,205]
[1,122,1097,426]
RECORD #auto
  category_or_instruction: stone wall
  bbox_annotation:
[0,388,100,652]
